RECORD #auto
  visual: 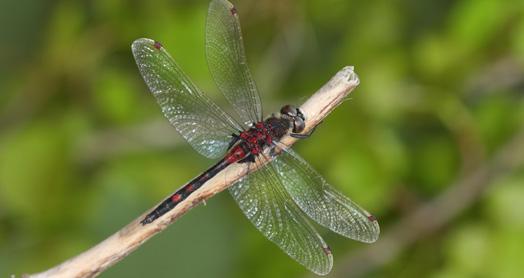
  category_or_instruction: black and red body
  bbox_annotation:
[141,111,299,225]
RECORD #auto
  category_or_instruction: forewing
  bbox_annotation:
[229,157,333,275]
[132,38,241,159]
[273,149,380,243]
[206,0,263,126]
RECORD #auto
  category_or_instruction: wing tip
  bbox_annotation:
[210,0,236,15]
[312,250,333,276]
[131,38,152,48]
[364,233,380,244]
[131,38,163,54]
[363,217,381,243]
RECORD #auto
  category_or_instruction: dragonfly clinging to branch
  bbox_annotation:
[132,0,379,275]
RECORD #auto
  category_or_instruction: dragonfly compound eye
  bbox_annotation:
[293,116,305,133]
[280,105,297,117]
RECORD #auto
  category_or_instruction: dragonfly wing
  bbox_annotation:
[132,38,242,159]
[229,156,333,275]
[206,0,263,126]
[273,148,380,243]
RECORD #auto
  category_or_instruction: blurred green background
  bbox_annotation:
[1,0,524,277]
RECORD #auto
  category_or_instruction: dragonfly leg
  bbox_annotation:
[290,132,311,139]
[290,121,323,139]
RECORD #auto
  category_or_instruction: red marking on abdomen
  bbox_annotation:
[171,194,182,203]
[153,41,163,49]
[185,184,194,192]
[225,145,246,163]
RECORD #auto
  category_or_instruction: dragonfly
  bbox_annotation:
[132,0,379,275]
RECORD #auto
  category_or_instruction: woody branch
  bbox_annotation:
[25,66,360,278]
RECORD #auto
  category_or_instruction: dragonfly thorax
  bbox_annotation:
[230,109,299,163]
[264,117,291,141]
[238,121,279,156]
[238,105,305,156]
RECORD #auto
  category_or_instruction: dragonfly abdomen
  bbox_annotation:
[141,143,253,225]
[141,157,231,225]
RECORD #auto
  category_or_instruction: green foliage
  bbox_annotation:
[1,0,523,277]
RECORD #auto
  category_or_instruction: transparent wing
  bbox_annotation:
[132,38,242,159]
[229,156,333,275]
[272,148,380,243]
[206,0,263,126]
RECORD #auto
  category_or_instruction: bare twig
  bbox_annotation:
[25,66,360,278]
[330,128,524,278]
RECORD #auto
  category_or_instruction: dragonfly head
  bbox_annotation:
[280,105,305,134]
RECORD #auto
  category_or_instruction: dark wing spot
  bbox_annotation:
[230,6,237,15]
[367,214,377,222]
[323,246,332,255]
[153,41,163,50]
